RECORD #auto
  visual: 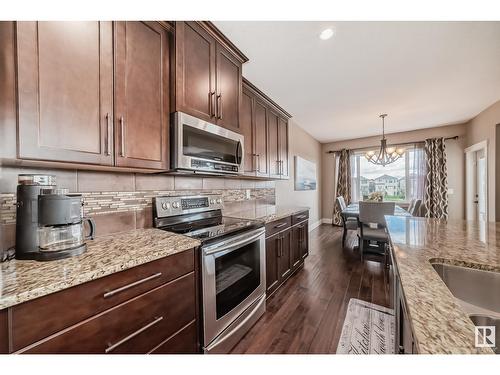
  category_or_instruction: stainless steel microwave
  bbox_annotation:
[172,112,244,175]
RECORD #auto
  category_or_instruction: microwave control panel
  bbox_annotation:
[191,159,239,173]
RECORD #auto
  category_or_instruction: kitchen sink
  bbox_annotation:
[431,263,500,315]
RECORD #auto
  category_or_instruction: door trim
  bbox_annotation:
[465,140,488,221]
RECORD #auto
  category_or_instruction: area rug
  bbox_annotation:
[336,298,395,354]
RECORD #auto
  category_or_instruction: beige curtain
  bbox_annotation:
[424,138,448,219]
[332,149,351,226]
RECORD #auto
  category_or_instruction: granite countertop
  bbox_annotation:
[0,229,201,310]
[385,215,500,354]
[228,206,310,224]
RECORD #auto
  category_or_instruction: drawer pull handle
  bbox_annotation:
[296,215,307,219]
[105,316,164,353]
[103,272,162,299]
[274,223,287,229]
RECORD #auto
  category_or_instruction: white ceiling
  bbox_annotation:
[214,21,500,143]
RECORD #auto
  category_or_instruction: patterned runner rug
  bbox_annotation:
[336,298,395,354]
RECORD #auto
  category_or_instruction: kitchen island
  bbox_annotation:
[385,215,500,354]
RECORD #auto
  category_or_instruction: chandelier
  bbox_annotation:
[365,114,405,166]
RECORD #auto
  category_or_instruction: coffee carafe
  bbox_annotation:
[37,189,95,260]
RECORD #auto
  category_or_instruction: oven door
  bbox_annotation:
[173,112,244,173]
[201,227,266,346]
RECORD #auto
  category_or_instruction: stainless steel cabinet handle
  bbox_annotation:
[274,222,287,229]
[217,94,222,120]
[105,316,164,353]
[105,113,111,156]
[252,154,260,172]
[209,92,216,117]
[120,116,125,157]
[103,272,162,299]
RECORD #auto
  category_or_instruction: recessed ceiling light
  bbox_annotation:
[319,28,334,40]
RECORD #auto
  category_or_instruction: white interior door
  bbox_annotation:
[476,151,487,222]
[465,141,488,222]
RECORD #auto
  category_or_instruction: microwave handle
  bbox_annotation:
[235,141,242,165]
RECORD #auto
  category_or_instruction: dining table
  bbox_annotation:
[341,202,411,220]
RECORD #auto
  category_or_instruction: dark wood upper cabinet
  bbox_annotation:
[114,21,170,170]
[215,43,242,131]
[175,22,247,132]
[254,100,269,177]
[175,21,216,122]
[242,78,290,179]
[278,117,289,178]
[16,21,114,165]
[241,90,254,173]
[268,111,280,178]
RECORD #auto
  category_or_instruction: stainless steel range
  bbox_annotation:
[153,194,266,353]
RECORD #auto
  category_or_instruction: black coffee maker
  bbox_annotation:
[15,174,95,261]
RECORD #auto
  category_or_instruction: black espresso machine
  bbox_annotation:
[15,174,95,261]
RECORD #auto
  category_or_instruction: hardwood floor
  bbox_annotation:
[230,224,391,354]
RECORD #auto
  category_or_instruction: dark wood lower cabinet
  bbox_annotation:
[3,249,199,354]
[265,211,309,297]
[21,273,195,354]
[278,229,292,280]
[150,321,198,354]
[0,309,8,353]
[265,234,281,295]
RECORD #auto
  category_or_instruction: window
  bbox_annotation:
[350,145,425,203]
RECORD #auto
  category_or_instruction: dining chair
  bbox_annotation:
[358,201,395,263]
[336,196,358,248]
[410,199,422,216]
[407,198,416,214]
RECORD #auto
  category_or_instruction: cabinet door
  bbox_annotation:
[300,222,309,259]
[16,21,113,165]
[278,229,292,281]
[265,235,280,295]
[241,90,255,174]
[0,309,7,353]
[215,43,242,131]
[175,21,216,122]
[278,117,289,179]
[268,111,280,178]
[291,226,302,270]
[114,21,169,170]
[254,100,269,177]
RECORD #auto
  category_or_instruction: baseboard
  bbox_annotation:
[321,218,333,225]
[309,219,322,232]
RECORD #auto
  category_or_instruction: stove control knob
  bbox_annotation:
[172,202,180,209]
[161,202,170,210]
[209,199,215,205]
[216,198,222,204]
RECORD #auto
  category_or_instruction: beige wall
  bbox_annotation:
[275,120,323,226]
[321,123,468,221]
[465,100,500,221]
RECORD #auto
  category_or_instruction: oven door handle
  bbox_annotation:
[202,228,265,256]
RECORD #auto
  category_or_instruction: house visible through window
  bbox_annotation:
[350,145,425,203]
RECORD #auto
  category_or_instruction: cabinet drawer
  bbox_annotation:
[291,211,308,225]
[265,216,291,237]
[150,320,198,354]
[21,272,196,354]
[11,249,194,351]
